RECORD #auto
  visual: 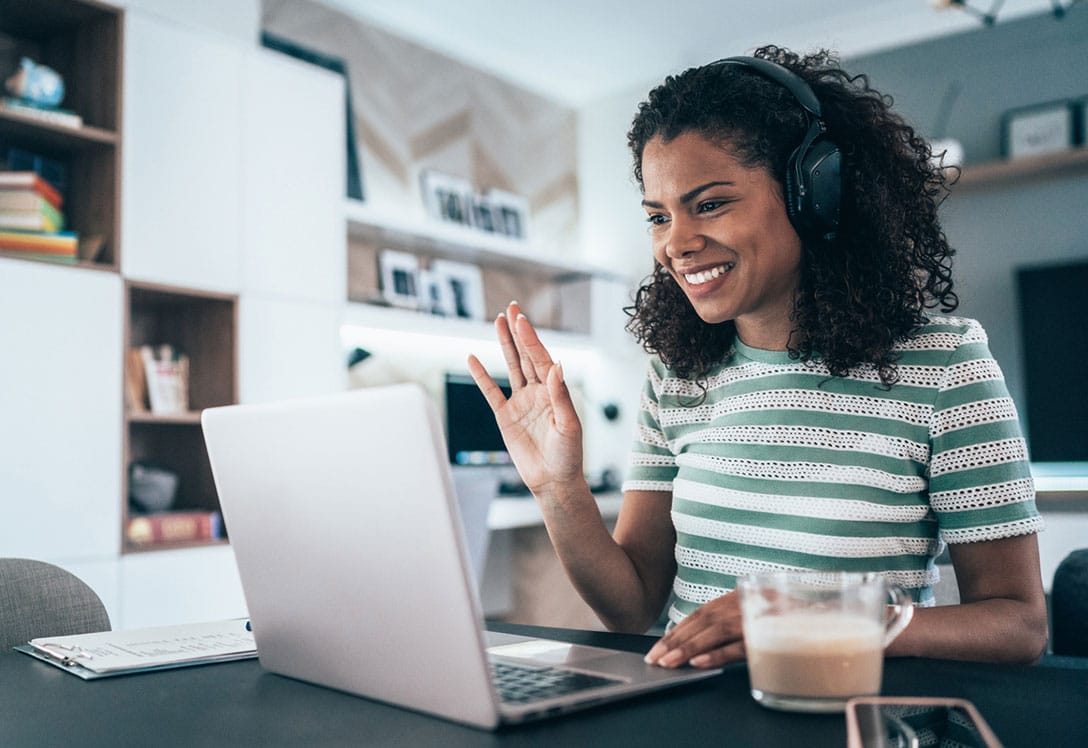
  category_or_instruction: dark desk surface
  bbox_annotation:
[2,621,1086,747]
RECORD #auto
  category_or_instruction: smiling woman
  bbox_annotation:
[468,45,1049,675]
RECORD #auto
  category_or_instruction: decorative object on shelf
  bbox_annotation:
[259,32,364,201]
[431,259,486,321]
[928,80,964,168]
[139,344,190,415]
[378,248,422,309]
[128,462,179,513]
[4,56,65,107]
[420,169,474,227]
[1002,99,1083,159]
[485,188,531,240]
[418,267,454,316]
[124,348,149,412]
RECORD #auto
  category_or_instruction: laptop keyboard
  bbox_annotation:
[490,660,623,704]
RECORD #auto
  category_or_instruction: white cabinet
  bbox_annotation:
[0,259,123,560]
[119,546,247,629]
[121,12,244,292]
[241,48,346,303]
[238,295,345,404]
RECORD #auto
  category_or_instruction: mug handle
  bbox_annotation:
[883,586,914,647]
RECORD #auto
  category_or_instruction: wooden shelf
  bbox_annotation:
[0,0,123,269]
[954,147,1088,189]
[346,199,603,280]
[127,411,204,425]
[123,282,238,555]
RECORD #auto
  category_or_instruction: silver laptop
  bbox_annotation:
[201,383,720,729]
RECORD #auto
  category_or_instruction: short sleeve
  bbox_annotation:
[927,320,1043,543]
[622,359,679,493]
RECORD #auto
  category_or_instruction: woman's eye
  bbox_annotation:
[698,199,729,213]
[645,214,668,226]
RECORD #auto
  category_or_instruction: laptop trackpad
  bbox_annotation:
[487,636,627,667]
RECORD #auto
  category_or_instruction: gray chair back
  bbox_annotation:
[0,558,111,651]
[1052,548,1088,657]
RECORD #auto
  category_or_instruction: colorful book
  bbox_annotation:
[0,171,63,209]
[126,510,224,546]
[0,228,78,256]
[0,208,63,233]
[0,189,65,223]
[0,97,83,129]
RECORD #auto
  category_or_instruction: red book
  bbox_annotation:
[0,171,63,210]
[126,510,223,546]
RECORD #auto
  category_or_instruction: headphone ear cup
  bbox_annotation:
[785,135,841,242]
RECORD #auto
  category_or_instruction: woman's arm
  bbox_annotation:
[885,533,1049,663]
[468,303,675,632]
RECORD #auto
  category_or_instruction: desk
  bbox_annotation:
[2,623,1085,747]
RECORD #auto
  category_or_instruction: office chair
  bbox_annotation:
[1051,548,1088,657]
[0,558,111,651]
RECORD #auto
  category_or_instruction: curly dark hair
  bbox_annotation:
[625,45,958,386]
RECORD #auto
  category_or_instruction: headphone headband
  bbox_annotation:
[710,56,823,119]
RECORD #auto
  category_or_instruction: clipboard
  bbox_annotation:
[13,618,257,680]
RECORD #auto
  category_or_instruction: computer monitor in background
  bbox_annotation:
[1016,258,1088,462]
[444,372,512,467]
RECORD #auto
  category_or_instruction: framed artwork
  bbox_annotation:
[378,249,421,309]
[431,259,485,321]
[1002,99,1080,159]
[420,170,474,227]
[486,189,531,240]
[260,32,365,201]
[418,268,454,317]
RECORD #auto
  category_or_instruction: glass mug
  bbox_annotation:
[737,571,914,713]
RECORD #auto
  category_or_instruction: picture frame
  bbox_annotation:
[431,259,486,321]
[260,32,365,201]
[378,249,422,309]
[486,189,531,240]
[418,268,454,317]
[1002,99,1081,159]
[420,170,474,227]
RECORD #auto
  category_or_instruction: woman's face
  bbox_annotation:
[641,131,803,350]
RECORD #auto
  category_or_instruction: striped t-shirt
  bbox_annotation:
[622,316,1043,626]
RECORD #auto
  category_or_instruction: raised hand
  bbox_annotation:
[466,302,585,496]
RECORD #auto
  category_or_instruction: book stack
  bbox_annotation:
[0,170,77,262]
[128,344,190,415]
[126,510,224,546]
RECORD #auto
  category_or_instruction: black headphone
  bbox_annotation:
[710,56,842,243]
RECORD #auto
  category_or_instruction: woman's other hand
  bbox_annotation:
[643,592,746,669]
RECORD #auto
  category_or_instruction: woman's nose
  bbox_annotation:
[664,214,706,258]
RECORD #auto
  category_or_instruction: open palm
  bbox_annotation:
[467,302,584,494]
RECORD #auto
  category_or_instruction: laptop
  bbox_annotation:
[201,383,720,729]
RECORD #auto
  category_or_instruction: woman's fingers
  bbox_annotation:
[495,312,527,388]
[546,362,579,437]
[512,307,555,384]
[467,354,509,412]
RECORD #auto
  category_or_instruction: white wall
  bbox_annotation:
[108,0,260,44]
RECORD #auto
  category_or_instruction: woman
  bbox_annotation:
[467,46,1048,667]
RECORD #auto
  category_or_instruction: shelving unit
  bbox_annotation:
[953,147,1088,189]
[0,0,122,269]
[345,199,617,341]
[123,281,237,553]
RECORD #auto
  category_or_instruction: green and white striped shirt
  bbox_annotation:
[623,317,1043,625]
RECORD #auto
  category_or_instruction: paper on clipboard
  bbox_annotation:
[14,618,257,680]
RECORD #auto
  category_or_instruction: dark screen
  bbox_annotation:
[445,373,512,465]
[1016,259,1088,462]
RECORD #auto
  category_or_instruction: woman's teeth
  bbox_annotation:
[684,263,734,285]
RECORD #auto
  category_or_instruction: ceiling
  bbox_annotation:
[317,0,1051,106]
